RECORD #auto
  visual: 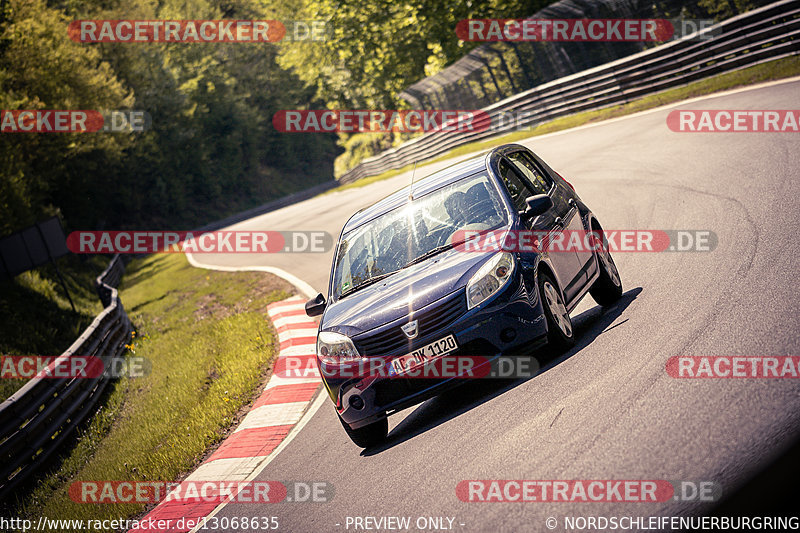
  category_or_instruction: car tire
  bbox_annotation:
[339,413,388,448]
[538,272,575,353]
[589,229,623,306]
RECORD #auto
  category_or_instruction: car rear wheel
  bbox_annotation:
[589,228,623,306]
[538,272,575,353]
[338,413,388,448]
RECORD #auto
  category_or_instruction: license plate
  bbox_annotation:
[388,335,458,376]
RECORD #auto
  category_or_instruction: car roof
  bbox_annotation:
[342,153,489,232]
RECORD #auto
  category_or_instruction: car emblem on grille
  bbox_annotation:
[401,320,419,339]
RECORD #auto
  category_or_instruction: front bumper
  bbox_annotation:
[322,272,548,429]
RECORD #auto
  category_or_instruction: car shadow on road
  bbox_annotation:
[361,286,643,456]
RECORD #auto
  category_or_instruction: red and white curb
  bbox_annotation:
[130,296,320,532]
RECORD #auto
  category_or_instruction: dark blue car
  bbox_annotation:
[306,144,622,447]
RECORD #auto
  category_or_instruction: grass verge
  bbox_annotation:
[0,255,107,401]
[13,253,294,528]
[327,55,800,194]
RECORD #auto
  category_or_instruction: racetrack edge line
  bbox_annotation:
[182,253,325,533]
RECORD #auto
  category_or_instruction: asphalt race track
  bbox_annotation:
[194,80,800,531]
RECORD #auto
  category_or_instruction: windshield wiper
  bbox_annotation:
[401,242,457,269]
[340,271,396,298]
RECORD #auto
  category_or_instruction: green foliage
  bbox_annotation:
[0,0,133,234]
[333,131,393,177]
[0,0,339,235]
[275,0,550,110]
[697,0,757,19]
[273,0,554,177]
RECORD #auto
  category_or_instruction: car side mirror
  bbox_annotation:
[520,194,553,220]
[305,293,326,317]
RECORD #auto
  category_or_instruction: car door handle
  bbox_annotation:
[568,198,577,208]
[554,216,563,227]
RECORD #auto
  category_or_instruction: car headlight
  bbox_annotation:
[466,252,515,309]
[317,331,364,365]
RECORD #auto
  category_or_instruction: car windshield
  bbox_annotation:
[332,173,508,300]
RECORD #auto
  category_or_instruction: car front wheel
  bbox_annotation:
[338,413,388,448]
[538,272,575,353]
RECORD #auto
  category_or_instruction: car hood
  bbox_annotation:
[321,246,495,337]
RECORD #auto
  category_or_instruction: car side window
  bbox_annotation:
[497,158,537,212]
[508,151,552,195]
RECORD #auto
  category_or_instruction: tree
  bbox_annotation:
[274,0,551,110]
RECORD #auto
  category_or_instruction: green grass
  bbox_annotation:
[14,253,294,529]
[327,55,800,194]
[0,255,107,401]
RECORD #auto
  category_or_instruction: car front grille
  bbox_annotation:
[354,290,466,357]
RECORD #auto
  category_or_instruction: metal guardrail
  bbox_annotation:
[339,0,800,183]
[0,255,132,502]
[194,180,337,233]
